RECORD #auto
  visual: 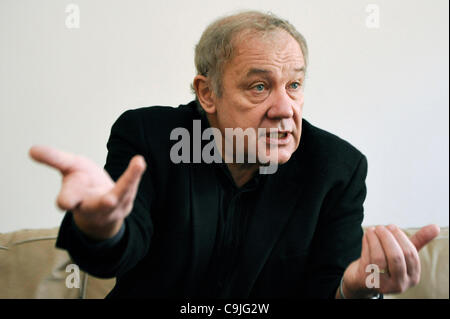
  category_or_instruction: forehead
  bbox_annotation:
[227,29,305,75]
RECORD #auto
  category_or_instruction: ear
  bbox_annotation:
[192,75,216,114]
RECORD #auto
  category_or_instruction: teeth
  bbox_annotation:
[268,132,287,138]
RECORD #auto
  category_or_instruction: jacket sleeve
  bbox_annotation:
[55,109,156,279]
[304,154,368,298]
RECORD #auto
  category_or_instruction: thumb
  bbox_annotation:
[410,224,440,251]
[110,155,147,201]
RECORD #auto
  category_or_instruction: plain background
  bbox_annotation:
[0,0,448,232]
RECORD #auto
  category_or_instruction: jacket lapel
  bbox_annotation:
[183,109,221,295]
[183,163,220,296]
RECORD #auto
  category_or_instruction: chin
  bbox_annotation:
[275,150,293,165]
[255,141,296,167]
[258,148,293,166]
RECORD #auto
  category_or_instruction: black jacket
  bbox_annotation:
[56,101,368,299]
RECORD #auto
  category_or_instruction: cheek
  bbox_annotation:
[250,109,270,128]
[231,107,267,130]
[294,102,303,130]
[215,100,239,130]
[295,97,304,116]
[223,90,269,126]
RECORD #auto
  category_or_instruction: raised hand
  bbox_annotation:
[29,145,146,240]
[341,224,440,298]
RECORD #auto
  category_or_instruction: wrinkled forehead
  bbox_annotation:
[227,29,305,74]
[231,27,280,44]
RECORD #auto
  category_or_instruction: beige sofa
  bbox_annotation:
[0,226,448,299]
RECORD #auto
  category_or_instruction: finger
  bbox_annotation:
[361,230,371,264]
[56,172,90,211]
[76,192,119,216]
[29,145,77,174]
[110,155,147,203]
[366,227,389,275]
[375,226,407,280]
[386,224,420,281]
[410,224,440,251]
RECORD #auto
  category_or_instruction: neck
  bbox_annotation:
[226,162,259,188]
[204,113,259,187]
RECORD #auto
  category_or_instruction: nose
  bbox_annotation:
[266,88,294,119]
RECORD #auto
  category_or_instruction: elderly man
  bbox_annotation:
[29,11,439,299]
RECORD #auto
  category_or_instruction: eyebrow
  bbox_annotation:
[245,67,305,77]
[246,68,271,77]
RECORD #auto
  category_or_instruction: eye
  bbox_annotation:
[289,81,302,90]
[253,83,266,92]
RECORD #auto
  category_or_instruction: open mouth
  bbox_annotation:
[263,131,291,145]
[267,132,288,139]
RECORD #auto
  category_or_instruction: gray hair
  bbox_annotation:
[192,10,309,111]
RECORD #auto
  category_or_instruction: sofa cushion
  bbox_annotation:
[0,227,115,299]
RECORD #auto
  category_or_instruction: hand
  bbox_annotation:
[341,224,440,298]
[29,145,146,240]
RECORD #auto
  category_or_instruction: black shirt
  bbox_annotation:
[202,162,265,298]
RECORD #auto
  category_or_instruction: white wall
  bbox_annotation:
[0,0,448,232]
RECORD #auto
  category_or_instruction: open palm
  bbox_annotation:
[29,145,146,240]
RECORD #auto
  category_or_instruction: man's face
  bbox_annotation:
[210,29,305,165]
